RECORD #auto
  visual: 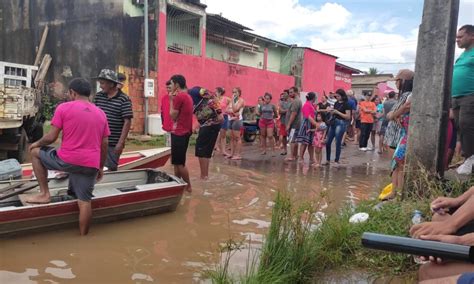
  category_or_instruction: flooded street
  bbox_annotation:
[1,143,391,283]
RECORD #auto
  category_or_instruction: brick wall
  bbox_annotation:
[118,66,158,134]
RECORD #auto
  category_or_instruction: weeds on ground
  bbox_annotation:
[127,134,198,147]
[205,170,474,283]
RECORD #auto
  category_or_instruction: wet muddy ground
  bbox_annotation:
[1,141,392,283]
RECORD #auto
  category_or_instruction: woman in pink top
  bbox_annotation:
[296,92,318,163]
[215,87,231,156]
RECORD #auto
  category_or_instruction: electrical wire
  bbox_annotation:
[338,60,415,64]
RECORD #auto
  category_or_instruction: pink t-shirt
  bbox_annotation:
[302,101,316,119]
[52,100,110,169]
[160,93,173,132]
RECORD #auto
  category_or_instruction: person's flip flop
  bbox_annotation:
[231,156,242,160]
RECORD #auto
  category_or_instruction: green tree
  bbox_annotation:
[367,67,379,75]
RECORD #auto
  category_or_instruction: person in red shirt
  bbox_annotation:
[358,93,377,151]
[169,75,193,192]
[160,80,174,146]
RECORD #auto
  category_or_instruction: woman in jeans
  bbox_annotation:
[323,89,351,166]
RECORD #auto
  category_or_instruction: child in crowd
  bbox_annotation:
[311,112,327,167]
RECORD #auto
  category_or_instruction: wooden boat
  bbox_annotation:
[0,169,185,237]
[20,147,171,178]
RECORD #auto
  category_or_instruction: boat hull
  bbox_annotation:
[20,147,171,178]
[0,169,184,237]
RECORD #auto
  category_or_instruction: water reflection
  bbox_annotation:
[0,145,390,283]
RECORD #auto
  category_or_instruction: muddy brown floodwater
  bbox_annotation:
[0,143,391,283]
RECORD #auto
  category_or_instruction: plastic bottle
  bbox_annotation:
[411,210,428,264]
[412,210,423,225]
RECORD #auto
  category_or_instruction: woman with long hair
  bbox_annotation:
[228,87,245,160]
[323,89,351,166]
[215,87,231,156]
[383,69,415,199]
[257,93,278,155]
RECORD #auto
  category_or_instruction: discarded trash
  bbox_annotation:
[349,212,369,223]
[378,183,393,200]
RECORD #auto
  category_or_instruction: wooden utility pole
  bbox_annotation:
[405,0,459,193]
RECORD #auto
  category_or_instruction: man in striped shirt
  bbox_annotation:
[93,69,133,171]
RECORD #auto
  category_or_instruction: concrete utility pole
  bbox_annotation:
[405,0,459,189]
[144,0,149,135]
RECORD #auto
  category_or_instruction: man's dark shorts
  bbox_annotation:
[40,146,98,201]
[171,133,191,166]
[196,124,220,158]
[105,146,119,171]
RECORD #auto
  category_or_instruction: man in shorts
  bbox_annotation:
[285,86,302,161]
[169,74,193,192]
[188,87,223,179]
[25,78,110,235]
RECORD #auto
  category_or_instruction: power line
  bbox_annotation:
[320,40,417,51]
[338,60,415,64]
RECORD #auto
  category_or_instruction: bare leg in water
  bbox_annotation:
[174,165,192,192]
[78,200,92,235]
[198,158,210,180]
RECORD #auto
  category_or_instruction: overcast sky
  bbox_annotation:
[203,0,474,74]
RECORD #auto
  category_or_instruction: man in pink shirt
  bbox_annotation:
[25,78,110,235]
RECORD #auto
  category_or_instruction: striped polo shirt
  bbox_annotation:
[94,90,133,146]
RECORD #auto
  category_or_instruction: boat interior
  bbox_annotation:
[0,169,183,209]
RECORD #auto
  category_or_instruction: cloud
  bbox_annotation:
[203,0,473,73]
[204,0,351,41]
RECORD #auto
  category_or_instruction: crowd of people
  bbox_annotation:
[17,23,473,282]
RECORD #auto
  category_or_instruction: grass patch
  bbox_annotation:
[206,176,474,283]
[127,134,198,147]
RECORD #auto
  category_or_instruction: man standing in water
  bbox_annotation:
[285,86,302,161]
[94,69,133,171]
[169,74,193,192]
[25,78,110,235]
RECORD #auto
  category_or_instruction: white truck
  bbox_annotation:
[0,61,45,163]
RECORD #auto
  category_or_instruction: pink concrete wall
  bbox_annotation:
[155,52,294,107]
[334,69,353,92]
[302,49,336,98]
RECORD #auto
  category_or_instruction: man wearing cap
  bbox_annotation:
[452,25,474,175]
[26,78,110,235]
[93,69,133,171]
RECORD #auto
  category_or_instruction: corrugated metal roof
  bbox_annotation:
[335,62,363,74]
[352,74,394,85]
[207,14,253,31]
[242,31,291,48]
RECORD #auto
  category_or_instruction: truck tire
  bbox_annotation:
[7,129,27,163]
[30,123,44,143]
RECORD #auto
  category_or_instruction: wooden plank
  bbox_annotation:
[0,183,38,200]
[33,25,49,67]
[34,54,52,90]
[0,181,27,194]
[19,194,35,206]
